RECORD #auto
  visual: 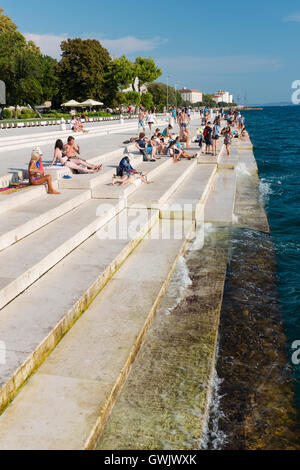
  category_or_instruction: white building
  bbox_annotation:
[178,88,203,104]
[213,90,233,104]
[122,77,148,94]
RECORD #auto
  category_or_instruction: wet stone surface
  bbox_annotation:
[96,229,230,450]
[208,228,300,450]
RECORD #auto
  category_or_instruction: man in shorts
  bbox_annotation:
[138,107,146,133]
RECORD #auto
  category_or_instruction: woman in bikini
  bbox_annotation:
[50,140,101,173]
[28,150,60,194]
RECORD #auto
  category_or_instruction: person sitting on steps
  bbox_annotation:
[64,136,102,171]
[29,150,60,194]
[50,139,101,173]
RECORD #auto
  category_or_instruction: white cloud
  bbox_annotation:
[284,13,300,22]
[23,33,167,59]
[24,33,67,59]
[101,36,167,56]
[158,55,283,75]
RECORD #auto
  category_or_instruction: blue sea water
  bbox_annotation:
[244,106,300,415]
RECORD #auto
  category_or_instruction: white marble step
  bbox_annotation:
[0,189,91,252]
[0,198,125,310]
[0,219,194,450]
[0,208,159,415]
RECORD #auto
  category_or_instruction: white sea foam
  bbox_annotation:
[190,223,216,251]
[259,178,272,203]
[235,162,251,176]
[165,256,192,316]
[201,370,228,450]
[232,214,239,225]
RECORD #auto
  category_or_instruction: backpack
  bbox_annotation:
[116,166,123,177]
[204,127,212,139]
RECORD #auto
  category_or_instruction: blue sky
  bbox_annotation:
[2,0,300,104]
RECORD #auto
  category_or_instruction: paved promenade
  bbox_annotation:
[0,117,169,178]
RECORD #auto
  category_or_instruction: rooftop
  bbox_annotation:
[178,89,203,94]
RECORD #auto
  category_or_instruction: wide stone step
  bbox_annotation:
[0,181,59,215]
[238,148,258,174]
[204,169,237,224]
[58,151,140,190]
[0,219,194,450]
[128,159,198,209]
[0,208,159,415]
[0,198,125,310]
[92,157,173,200]
[0,189,91,252]
[218,144,240,169]
[160,164,217,220]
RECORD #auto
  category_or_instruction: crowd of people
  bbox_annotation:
[28,106,247,194]
[197,108,247,157]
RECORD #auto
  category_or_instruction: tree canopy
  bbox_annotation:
[0,30,44,107]
[0,7,17,32]
[57,38,111,103]
[0,7,164,110]
[134,57,162,92]
[147,82,183,109]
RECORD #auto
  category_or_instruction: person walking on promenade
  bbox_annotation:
[222,126,233,157]
[212,119,220,156]
[178,108,189,140]
[138,106,146,133]
[204,122,213,155]
[146,109,157,136]
[29,150,60,194]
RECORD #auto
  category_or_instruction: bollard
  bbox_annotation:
[60,117,66,131]
[120,114,124,125]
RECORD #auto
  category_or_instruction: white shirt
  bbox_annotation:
[147,113,156,124]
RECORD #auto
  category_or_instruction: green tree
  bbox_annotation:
[140,92,154,110]
[0,31,43,111]
[57,38,111,103]
[134,57,162,92]
[147,82,182,109]
[107,55,135,90]
[39,55,59,102]
[123,91,141,107]
[202,94,217,108]
[0,7,17,32]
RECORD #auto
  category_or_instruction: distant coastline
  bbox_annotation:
[247,102,297,107]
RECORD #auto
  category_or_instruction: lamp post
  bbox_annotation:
[166,74,172,113]
[174,82,180,109]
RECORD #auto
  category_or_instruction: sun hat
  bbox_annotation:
[32,146,43,156]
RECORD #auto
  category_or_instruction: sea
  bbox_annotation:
[244,106,300,414]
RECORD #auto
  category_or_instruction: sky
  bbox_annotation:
[1,0,300,104]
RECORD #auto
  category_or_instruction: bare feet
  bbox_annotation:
[48,190,60,195]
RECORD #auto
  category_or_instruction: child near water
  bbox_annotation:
[222,127,233,157]
[28,150,60,194]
